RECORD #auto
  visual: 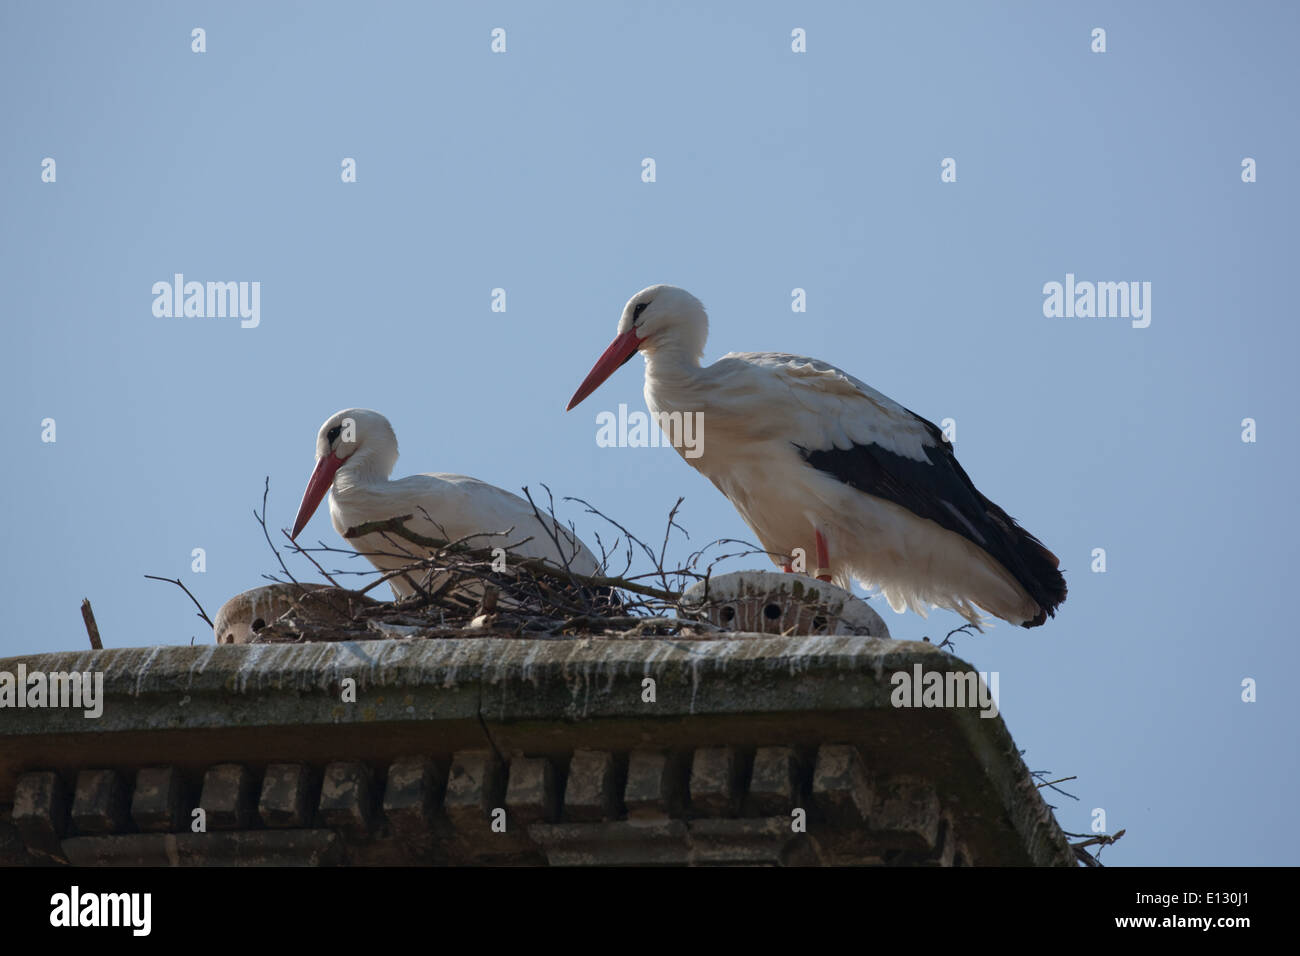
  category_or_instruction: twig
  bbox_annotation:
[567,495,660,570]
[521,485,586,581]
[1064,828,1126,867]
[281,530,344,588]
[80,598,103,650]
[922,622,981,650]
[144,575,215,628]
[344,515,679,601]
[1029,766,1080,801]
[1065,828,1126,850]
[253,476,298,585]
[346,525,534,596]
[655,496,687,593]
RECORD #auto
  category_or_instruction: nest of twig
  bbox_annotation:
[234,481,774,643]
[248,584,706,643]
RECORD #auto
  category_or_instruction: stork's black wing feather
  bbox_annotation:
[795,412,1066,627]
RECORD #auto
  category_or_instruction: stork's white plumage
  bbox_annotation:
[566,286,1066,628]
[290,408,602,599]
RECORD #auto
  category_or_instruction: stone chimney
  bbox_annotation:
[0,635,1074,866]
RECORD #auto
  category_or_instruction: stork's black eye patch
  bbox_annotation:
[633,302,649,321]
[327,425,342,443]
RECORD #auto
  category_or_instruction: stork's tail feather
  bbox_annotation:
[1010,527,1067,628]
[968,491,1067,628]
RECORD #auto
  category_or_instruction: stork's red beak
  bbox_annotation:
[566,329,642,410]
[290,453,345,540]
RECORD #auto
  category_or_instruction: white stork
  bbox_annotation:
[566,286,1066,628]
[290,408,603,599]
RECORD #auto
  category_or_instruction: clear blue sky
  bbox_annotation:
[2,1,1296,866]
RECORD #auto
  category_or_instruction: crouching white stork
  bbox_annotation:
[290,408,603,600]
[566,286,1066,628]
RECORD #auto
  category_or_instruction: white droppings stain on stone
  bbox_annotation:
[872,652,887,681]
[520,642,544,688]
[441,644,462,688]
[602,649,624,693]
[643,641,673,676]
[131,645,162,697]
[186,645,217,688]
[233,643,268,694]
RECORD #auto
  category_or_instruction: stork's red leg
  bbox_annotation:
[782,563,793,573]
[814,529,833,582]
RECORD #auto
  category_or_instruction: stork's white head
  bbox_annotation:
[617,285,708,353]
[290,408,399,539]
[566,285,708,410]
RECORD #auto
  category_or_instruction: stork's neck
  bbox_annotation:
[644,344,703,391]
[333,446,395,497]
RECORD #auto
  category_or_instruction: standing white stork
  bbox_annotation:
[566,286,1066,628]
[290,408,604,599]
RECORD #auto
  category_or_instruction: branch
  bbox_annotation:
[254,476,298,585]
[80,598,103,650]
[1063,828,1126,867]
[281,530,344,588]
[552,615,723,636]
[655,496,687,593]
[343,515,679,601]
[521,485,586,580]
[923,622,981,650]
[1029,766,1080,801]
[345,524,534,597]
[144,575,214,628]
[566,495,661,570]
